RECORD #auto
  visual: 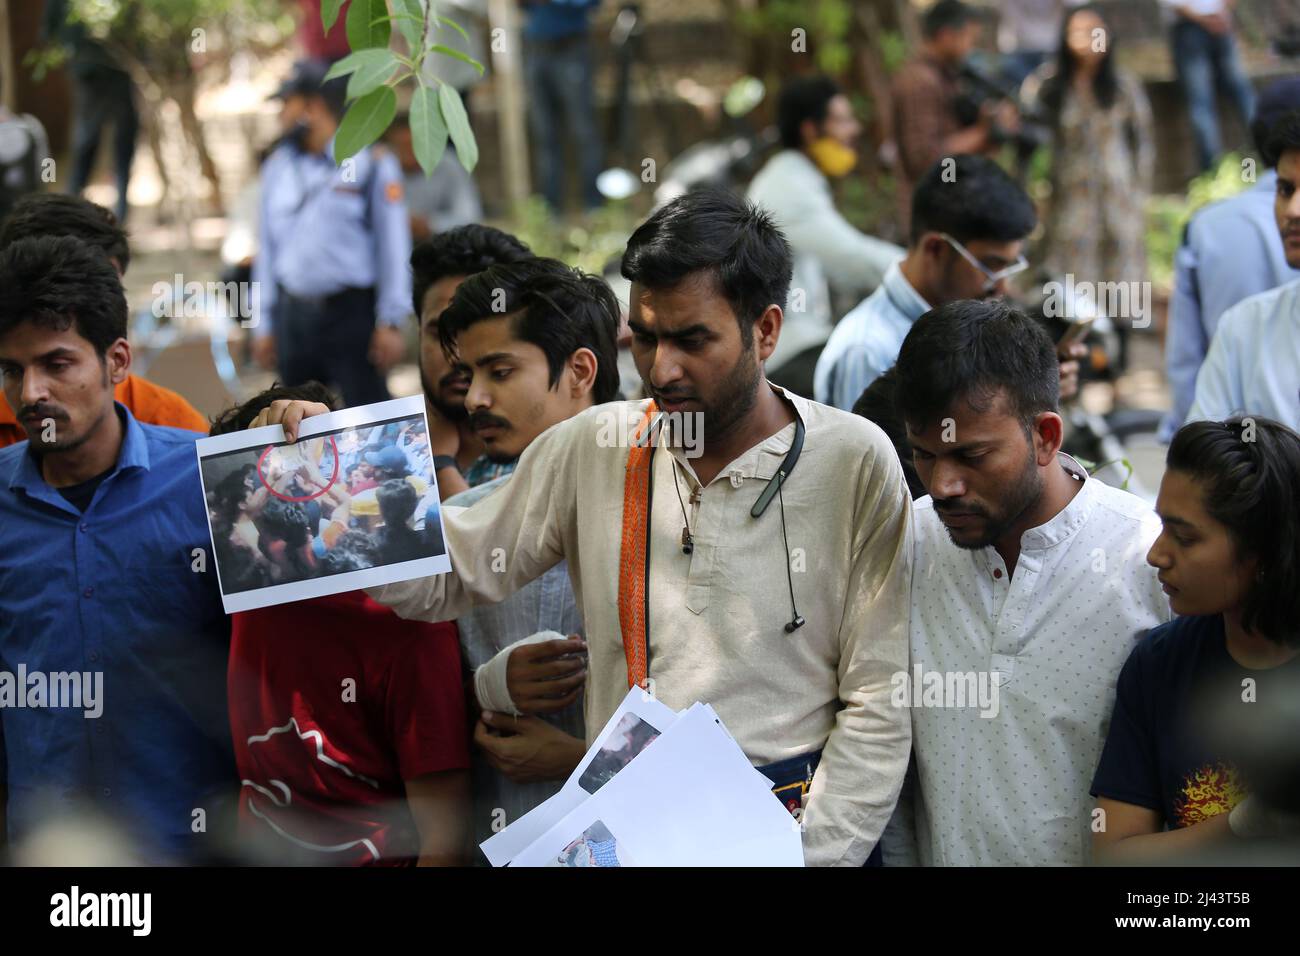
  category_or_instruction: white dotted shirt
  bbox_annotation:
[886,457,1171,865]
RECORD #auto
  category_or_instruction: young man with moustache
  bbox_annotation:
[250,188,914,866]
[0,193,208,447]
[885,299,1170,866]
[408,224,533,499]
[0,236,233,860]
[434,256,622,859]
[1189,112,1300,432]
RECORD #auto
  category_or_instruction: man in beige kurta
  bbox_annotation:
[368,384,913,866]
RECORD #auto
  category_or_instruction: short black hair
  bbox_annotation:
[1263,110,1300,170]
[259,497,310,548]
[0,193,131,275]
[410,224,533,318]
[440,256,622,404]
[621,186,793,340]
[852,367,926,500]
[318,545,371,575]
[910,154,1037,246]
[376,477,418,529]
[1166,417,1300,647]
[922,0,977,39]
[209,381,339,436]
[776,75,842,150]
[894,299,1059,434]
[0,235,127,358]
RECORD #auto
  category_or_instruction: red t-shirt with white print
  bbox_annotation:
[229,590,469,865]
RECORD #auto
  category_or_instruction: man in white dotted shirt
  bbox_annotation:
[883,300,1170,865]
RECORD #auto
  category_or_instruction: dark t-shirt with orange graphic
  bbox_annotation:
[1092,614,1298,829]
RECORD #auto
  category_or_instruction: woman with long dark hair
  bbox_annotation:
[1031,4,1153,356]
[1091,417,1300,861]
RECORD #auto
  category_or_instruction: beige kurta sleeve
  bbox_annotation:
[366,412,580,622]
[801,439,913,866]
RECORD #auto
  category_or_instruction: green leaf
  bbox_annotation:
[432,16,470,43]
[410,84,449,178]
[342,49,399,100]
[335,86,397,164]
[346,0,391,50]
[438,83,478,173]
[425,43,484,76]
[323,49,370,81]
[321,0,346,33]
[391,0,426,51]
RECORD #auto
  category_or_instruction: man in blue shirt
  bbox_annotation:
[0,235,233,861]
[814,156,1037,411]
[1163,79,1300,440]
[1189,112,1300,432]
[251,60,413,406]
[521,1,603,211]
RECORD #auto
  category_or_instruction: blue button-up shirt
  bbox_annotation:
[0,405,233,858]
[253,139,413,336]
[1188,278,1300,432]
[814,260,931,410]
[1164,170,1300,439]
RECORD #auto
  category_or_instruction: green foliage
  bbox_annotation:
[735,0,856,76]
[505,198,642,276]
[323,0,483,176]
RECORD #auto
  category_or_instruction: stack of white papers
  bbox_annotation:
[481,688,805,867]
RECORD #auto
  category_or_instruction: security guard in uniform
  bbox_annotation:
[252,60,412,406]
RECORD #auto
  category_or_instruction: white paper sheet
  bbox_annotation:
[511,703,804,867]
[194,395,451,612]
[479,686,678,866]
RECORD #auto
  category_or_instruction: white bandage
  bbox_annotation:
[473,630,569,717]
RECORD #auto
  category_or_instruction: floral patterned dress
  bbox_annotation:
[1038,70,1155,299]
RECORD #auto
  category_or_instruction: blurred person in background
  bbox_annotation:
[1160,0,1256,172]
[0,193,209,447]
[1189,112,1300,432]
[1163,81,1300,440]
[1092,417,1300,862]
[997,0,1085,87]
[747,75,903,367]
[385,114,483,242]
[521,0,604,212]
[251,60,412,406]
[42,0,139,222]
[891,0,1015,235]
[1032,4,1154,371]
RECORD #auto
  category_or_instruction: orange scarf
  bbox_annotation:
[617,402,659,689]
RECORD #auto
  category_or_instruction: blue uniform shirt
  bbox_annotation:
[0,404,233,858]
[253,139,413,337]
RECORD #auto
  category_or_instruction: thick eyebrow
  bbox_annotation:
[34,347,81,363]
[909,435,997,455]
[1156,513,1196,531]
[472,351,521,368]
[626,319,713,341]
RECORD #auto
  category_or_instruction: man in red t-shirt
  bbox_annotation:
[211,383,470,865]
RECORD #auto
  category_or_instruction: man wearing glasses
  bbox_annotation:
[816,156,1037,412]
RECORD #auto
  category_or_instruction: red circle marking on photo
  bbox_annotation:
[256,435,340,502]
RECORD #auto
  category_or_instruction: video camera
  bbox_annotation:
[953,61,1051,165]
